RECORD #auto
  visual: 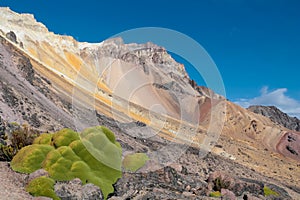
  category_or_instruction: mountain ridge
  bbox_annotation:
[1,7,300,158]
[248,105,300,132]
[0,7,299,199]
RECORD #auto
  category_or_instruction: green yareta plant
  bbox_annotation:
[122,152,149,172]
[11,126,122,199]
[26,176,59,200]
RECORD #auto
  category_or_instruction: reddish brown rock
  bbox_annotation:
[277,131,300,162]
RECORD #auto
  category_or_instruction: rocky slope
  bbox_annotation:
[0,34,75,131]
[248,105,300,131]
[0,7,299,199]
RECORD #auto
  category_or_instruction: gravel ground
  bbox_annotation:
[0,162,34,200]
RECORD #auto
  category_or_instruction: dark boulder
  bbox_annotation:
[6,31,18,44]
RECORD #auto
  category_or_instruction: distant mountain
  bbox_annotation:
[0,7,299,199]
[248,105,300,131]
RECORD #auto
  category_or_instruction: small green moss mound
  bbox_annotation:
[11,126,122,199]
[209,191,221,197]
[26,176,59,200]
[122,153,149,172]
[264,186,279,197]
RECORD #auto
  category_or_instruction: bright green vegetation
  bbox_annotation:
[264,185,279,197]
[11,126,122,199]
[26,176,59,200]
[80,126,122,171]
[10,144,54,173]
[209,191,222,197]
[122,153,149,172]
[33,133,52,145]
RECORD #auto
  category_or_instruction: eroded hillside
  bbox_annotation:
[0,7,299,199]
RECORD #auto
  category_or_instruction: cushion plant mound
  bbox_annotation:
[81,126,122,171]
[51,128,80,147]
[43,146,81,181]
[82,126,119,145]
[122,153,149,172]
[34,133,53,145]
[11,144,54,173]
[11,126,122,199]
[209,191,222,197]
[26,176,59,200]
[264,186,279,197]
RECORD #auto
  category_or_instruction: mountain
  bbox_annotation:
[0,7,299,199]
[248,105,300,132]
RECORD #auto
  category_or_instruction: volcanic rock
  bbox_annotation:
[248,105,300,131]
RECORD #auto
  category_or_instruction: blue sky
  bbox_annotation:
[1,0,300,117]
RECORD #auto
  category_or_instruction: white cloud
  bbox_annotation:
[234,87,300,119]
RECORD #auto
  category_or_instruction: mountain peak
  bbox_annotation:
[0,7,48,36]
[0,7,189,82]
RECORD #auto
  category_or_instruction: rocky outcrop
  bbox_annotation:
[54,179,103,200]
[277,131,300,162]
[5,31,17,44]
[0,115,5,138]
[248,105,300,131]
